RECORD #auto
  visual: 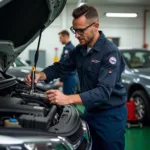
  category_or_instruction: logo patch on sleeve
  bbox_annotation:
[109,57,117,65]
[64,50,69,54]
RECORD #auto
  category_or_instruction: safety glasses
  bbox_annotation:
[70,22,96,35]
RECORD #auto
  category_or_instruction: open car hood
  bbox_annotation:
[0,0,67,72]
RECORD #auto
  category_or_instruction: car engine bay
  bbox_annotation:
[0,72,80,134]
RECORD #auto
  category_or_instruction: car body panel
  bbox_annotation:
[121,48,150,121]
[121,49,150,99]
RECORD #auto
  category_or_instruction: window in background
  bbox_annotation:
[107,37,120,47]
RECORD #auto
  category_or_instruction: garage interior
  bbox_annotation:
[16,0,150,149]
[1,0,150,149]
[22,0,150,148]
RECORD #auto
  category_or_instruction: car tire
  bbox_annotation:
[131,90,150,124]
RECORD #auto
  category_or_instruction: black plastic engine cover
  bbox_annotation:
[19,105,57,130]
[0,96,48,117]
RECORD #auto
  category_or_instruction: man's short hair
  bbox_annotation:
[58,30,70,37]
[72,4,99,20]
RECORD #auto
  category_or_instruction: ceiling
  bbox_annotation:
[67,0,150,6]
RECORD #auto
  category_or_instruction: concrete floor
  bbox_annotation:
[76,105,150,150]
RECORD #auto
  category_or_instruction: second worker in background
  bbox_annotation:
[58,30,77,95]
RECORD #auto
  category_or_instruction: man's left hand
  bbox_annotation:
[45,90,71,105]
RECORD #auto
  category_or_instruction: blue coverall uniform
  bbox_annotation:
[59,41,77,95]
[43,31,127,150]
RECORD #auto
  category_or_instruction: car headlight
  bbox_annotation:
[0,136,73,150]
[81,121,92,150]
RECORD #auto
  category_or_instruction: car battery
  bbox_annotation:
[126,98,143,128]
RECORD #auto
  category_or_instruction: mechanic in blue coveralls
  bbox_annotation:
[57,30,77,95]
[25,4,127,150]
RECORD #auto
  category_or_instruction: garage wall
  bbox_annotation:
[67,4,150,48]
[19,4,150,67]
[147,12,150,47]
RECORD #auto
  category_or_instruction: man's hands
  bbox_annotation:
[25,72,47,87]
[45,90,82,105]
[25,72,83,105]
[45,90,71,105]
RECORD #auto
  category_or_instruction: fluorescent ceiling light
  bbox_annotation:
[78,2,85,7]
[77,0,87,7]
[105,13,138,18]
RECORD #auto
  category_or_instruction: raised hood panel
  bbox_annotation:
[0,0,67,72]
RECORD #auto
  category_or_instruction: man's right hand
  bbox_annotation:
[24,72,47,87]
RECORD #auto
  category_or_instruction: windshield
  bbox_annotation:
[122,50,150,68]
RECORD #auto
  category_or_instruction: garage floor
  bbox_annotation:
[76,105,150,150]
[125,128,150,150]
